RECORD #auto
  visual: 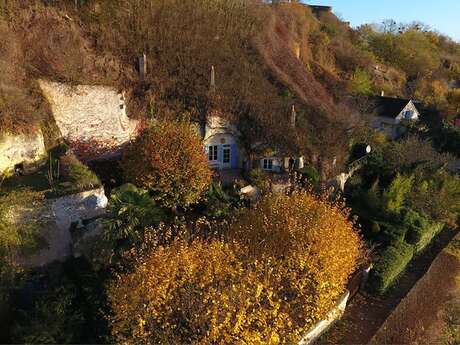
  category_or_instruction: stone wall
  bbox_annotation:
[23,187,108,267]
[0,130,47,175]
[39,80,139,159]
[299,291,350,345]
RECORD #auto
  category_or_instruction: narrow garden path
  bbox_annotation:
[318,227,460,345]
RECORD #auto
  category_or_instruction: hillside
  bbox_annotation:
[1,1,460,344]
[1,0,460,174]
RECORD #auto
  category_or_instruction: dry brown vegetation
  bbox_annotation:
[369,234,460,345]
[4,0,458,176]
[1,0,364,178]
[0,0,128,134]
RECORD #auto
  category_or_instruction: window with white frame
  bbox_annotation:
[263,158,273,171]
[208,145,218,161]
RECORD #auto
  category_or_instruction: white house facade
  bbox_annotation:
[203,116,242,170]
[258,155,305,173]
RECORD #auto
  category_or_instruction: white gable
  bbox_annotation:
[203,115,238,144]
[395,101,420,123]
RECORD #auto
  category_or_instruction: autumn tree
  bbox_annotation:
[228,190,362,295]
[108,190,362,344]
[122,120,212,208]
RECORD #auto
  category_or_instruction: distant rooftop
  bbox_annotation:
[267,1,333,13]
[307,5,333,13]
[369,96,414,118]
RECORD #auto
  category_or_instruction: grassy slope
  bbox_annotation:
[2,1,458,174]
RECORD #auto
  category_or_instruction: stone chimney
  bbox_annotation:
[139,53,147,81]
[290,104,296,128]
[210,65,216,92]
[293,42,301,60]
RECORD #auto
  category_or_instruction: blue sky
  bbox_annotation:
[306,0,460,41]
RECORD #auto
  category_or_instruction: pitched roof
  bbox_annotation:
[369,96,412,118]
[307,5,333,13]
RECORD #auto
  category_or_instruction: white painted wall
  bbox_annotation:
[0,130,47,175]
[299,291,350,345]
[203,116,238,145]
[39,80,139,157]
[204,132,237,146]
[260,157,283,172]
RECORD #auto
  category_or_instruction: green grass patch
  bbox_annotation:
[1,153,101,199]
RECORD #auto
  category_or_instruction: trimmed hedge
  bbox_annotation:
[380,222,407,246]
[369,241,414,294]
[406,222,444,253]
[403,208,445,253]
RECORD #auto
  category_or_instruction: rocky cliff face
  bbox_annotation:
[39,80,139,160]
[22,187,108,267]
[0,130,47,174]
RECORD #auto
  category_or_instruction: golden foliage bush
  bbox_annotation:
[108,191,362,344]
[122,120,212,208]
[229,190,362,319]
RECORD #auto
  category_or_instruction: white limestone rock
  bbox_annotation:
[0,130,47,175]
[39,80,139,159]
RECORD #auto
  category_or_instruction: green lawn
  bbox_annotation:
[1,157,101,199]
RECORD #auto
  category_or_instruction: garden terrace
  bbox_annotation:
[1,153,101,199]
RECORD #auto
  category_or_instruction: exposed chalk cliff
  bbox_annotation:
[39,80,139,160]
[0,130,47,175]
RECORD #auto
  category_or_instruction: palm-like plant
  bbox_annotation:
[103,184,165,247]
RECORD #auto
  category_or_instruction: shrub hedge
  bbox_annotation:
[369,241,414,295]
[402,208,444,252]
[406,222,444,253]
[59,154,101,192]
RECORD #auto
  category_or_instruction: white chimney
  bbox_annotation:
[210,65,216,91]
[290,104,296,128]
[139,52,147,81]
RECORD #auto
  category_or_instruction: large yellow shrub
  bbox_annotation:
[122,120,212,208]
[228,191,362,328]
[108,191,361,344]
